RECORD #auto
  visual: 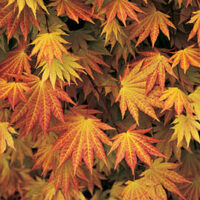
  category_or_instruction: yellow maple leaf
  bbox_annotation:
[140,158,190,200]
[116,60,163,124]
[171,114,200,148]
[121,178,164,200]
[101,18,127,50]
[0,122,17,155]
[39,54,85,88]
[169,45,200,73]
[7,0,48,17]
[30,30,69,67]
[187,10,200,45]
[128,3,175,47]
[189,86,200,119]
[160,87,194,117]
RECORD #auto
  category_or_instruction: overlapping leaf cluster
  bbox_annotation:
[0,0,200,199]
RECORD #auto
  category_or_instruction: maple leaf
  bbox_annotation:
[0,41,31,76]
[7,137,33,166]
[0,122,17,155]
[109,124,165,175]
[0,155,32,197]
[38,54,85,88]
[159,87,194,117]
[139,49,177,94]
[116,60,163,124]
[171,114,200,148]
[154,123,182,161]
[11,75,75,135]
[121,178,164,200]
[140,158,190,200]
[128,4,175,47]
[51,106,113,174]
[49,159,88,198]
[101,18,127,50]
[168,0,193,8]
[0,78,30,109]
[178,150,200,177]
[100,0,143,25]
[189,86,200,119]
[32,132,59,174]
[49,0,93,23]
[65,29,95,53]
[169,45,200,73]
[80,168,105,195]
[7,0,48,17]
[77,49,109,78]
[178,176,200,200]
[187,10,200,45]
[29,30,69,67]
[0,3,40,40]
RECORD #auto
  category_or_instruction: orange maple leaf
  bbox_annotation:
[29,30,69,67]
[116,61,163,124]
[0,3,40,40]
[0,41,31,77]
[77,49,109,79]
[51,106,113,174]
[159,87,194,117]
[128,4,175,47]
[49,0,93,23]
[100,0,143,25]
[169,45,200,73]
[187,10,200,45]
[11,75,75,135]
[0,79,30,110]
[139,49,177,94]
[49,159,88,198]
[140,158,190,200]
[109,124,165,175]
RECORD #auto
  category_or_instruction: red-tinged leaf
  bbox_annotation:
[100,0,143,25]
[140,158,191,200]
[0,3,40,40]
[11,75,75,135]
[51,106,113,174]
[49,0,93,23]
[160,87,194,117]
[0,41,31,77]
[0,79,30,109]
[128,4,175,47]
[169,45,200,73]
[49,159,88,198]
[77,49,109,79]
[139,49,176,94]
[29,30,69,67]
[109,124,166,175]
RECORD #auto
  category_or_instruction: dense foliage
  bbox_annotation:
[0,0,200,199]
